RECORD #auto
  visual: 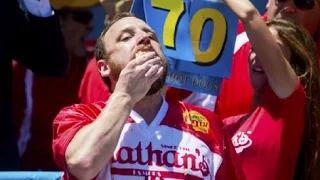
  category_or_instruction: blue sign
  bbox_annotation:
[132,0,238,76]
[130,0,238,95]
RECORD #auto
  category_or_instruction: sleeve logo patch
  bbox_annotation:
[183,110,209,134]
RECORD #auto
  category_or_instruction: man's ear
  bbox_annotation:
[97,59,110,78]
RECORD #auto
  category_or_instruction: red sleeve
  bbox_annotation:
[262,80,306,109]
[281,81,306,104]
[52,104,97,179]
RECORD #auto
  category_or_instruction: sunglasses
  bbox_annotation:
[71,11,93,25]
[276,0,316,10]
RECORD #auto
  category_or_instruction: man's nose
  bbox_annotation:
[137,33,151,45]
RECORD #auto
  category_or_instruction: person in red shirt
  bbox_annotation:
[52,12,237,180]
[215,0,320,119]
[12,7,93,170]
[217,0,320,179]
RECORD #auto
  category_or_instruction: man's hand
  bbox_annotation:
[114,51,164,103]
[22,0,54,17]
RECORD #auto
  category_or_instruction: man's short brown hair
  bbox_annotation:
[95,12,136,61]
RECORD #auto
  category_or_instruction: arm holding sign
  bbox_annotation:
[222,0,298,98]
[12,0,69,76]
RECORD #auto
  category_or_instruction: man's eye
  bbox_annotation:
[121,35,132,42]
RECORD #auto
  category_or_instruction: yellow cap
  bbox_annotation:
[50,0,100,9]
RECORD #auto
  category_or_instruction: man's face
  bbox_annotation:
[62,9,93,57]
[101,16,168,95]
[267,0,320,37]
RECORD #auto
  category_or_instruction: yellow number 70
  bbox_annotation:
[151,0,227,64]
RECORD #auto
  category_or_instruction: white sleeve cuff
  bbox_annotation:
[182,93,217,112]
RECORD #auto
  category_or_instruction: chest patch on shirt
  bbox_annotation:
[183,110,209,134]
[231,131,253,154]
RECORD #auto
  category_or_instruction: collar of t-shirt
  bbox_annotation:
[129,96,168,134]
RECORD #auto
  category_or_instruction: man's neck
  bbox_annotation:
[133,92,163,125]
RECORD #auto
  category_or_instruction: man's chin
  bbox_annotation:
[146,80,165,96]
[146,67,167,96]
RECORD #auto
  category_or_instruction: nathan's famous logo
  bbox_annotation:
[111,142,210,177]
[183,110,209,134]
